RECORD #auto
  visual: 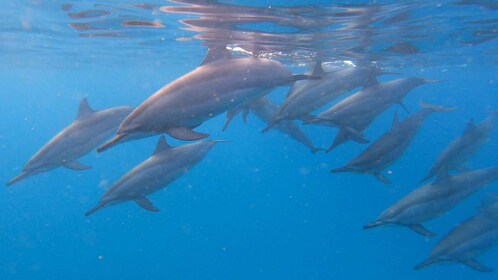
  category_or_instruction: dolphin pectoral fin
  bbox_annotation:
[455,166,470,173]
[343,126,369,144]
[373,172,391,184]
[363,220,386,230]
[63,161,91,170]
[241,109,249,123]
[298,114,315,122]
[97,134,127,153]
[6,171,31,186]
[135,197,160,212]
[463,259,493,272]
[414,258,439,270]
[166,127,209,141]
[408,224,436,237]
[398,101,410,114]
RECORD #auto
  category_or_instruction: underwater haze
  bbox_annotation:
[1,0,498,279]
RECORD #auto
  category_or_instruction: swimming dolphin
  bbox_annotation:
[6,99,133,186]
[414,192,498,272]
[331,102,455,184]
[304,77,438,144]
[86,136,221,216]
[97,47,316,152]
[263,62,383,131]
[364,167,498,237]
[420,111,497,182]
[223,96,321,153]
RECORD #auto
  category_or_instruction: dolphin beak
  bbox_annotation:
[6,171,31,186]
[85,201,108,217]
[363,220,386,230]
[414,258,438,270]
[97,134,127,153]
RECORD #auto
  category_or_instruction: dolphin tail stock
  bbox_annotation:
[419,100,457,113]
[97,133,127,153]
[85,201,108,217]
[363,220,386,230]
[6,171,31,186]
[414,258,440,270]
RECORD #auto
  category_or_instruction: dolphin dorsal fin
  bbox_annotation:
[311,61,326,77]
[152,136,171,156]
[200,46,231,66]
[434,169,450,185]
[391,111,400,129]
[463,119,477,135]
[76,98,95,120]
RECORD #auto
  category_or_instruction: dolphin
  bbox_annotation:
[364,167,498,237]
[414,192,498,272]
[420,111,497,182]
[6,99,133,186]
[304,77,438,144]
[222,96,321,153]
[86,136,221,216]
[263,61,383,131]
[331,102,455,184]
[97,47,316,152]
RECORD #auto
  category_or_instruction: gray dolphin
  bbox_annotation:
[263,62,383,131]
[6,99,133,186]
[97,47,315,152]
[364,167,498,237]
[86,136,220,216]
[421,111,497,182]
[331,102,455,184]
[415,192,498,272]
[305,77,438,144]
[223,96,321,153]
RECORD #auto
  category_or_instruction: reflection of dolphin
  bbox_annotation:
[421,111,497,182]
[6,99,133,186]
[331,102,454,184]
[415,193,498,272]
[305,77,437,144]
[264,62,383,130]
[86,136,221,216]
[223,97,320,153]
[364,167,498,237]
[98,47,315,152]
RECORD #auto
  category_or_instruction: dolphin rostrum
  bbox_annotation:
[86,136,221,216]
[6,99,133,186]
[331,101,455,184]
[263,61,384,131]
[304,77,438,145]
[364,167,498,237]
[97,47,316,152]
[420,111,497,182]
[415,192,498,272]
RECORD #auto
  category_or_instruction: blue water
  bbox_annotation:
[1,0,498,279]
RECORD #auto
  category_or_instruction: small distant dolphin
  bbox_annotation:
[415,192,498,272]
[86,136,221,216]
[305,77,438,144]
[364,167,498,237]
[420,111,497,182]
[223,96,321,153]
[6,99,133,186]
[331,102,454,184]
[263,61,383,130]
[97,47,316,152]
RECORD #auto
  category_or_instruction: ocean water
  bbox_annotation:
[1,0,498,279]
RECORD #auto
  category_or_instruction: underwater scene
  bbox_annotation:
[2,0,498,279]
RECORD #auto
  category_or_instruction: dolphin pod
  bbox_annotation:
[86,136,221,216]
[331,101,455,184]
[6,99,133,186]
[415,193,498,272]
[364,167,498,236]
[97,47,317,152]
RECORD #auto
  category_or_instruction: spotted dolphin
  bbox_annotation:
[305,77,437,144]
[97,47,316,152]
[331,102,454,184]
[263,62,383,131]
[421,111,497,182]
[415,193,498,272]
[86,136,221,216]
[6,99,133,186]
[364,167,498,237]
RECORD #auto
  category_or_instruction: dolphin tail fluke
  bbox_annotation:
[97,134,127,153]
[363,220,386,230]
[414,258,439,270]
[6,171,31,186]
[419,100,456,113]
[85,202,107,217]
